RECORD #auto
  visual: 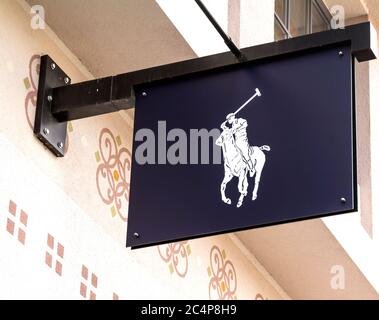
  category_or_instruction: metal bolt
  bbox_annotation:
[341,197,346,203]
[133,232,140,238]
[47,95,53,102]
[338,51,344,57]
[64,77,70,84]
[57,142,64,149]
[51,63,56,70]
[142,92,147,97]
[43,128,50,135]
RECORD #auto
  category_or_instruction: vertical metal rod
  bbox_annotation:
[307,0,312,34]
[194,0,245,62]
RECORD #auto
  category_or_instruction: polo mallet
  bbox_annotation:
[233,88,261,116]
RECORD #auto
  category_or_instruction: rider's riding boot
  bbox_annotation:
[248,160,254,177]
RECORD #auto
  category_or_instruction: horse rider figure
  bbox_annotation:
[221,113,254,175]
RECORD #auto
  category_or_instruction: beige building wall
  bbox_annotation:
[0,0,289,300]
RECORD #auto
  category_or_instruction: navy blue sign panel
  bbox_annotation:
[127,44,355,248]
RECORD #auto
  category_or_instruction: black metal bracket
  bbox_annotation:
[34,55,71,157]
[34,22,377,157]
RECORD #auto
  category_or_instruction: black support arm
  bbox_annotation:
[34,22,377,157]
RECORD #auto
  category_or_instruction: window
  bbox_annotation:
[275,0,331,41]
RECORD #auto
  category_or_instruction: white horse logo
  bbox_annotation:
[215,88,270,208]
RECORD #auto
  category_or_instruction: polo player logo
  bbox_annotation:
[215,88,270,208]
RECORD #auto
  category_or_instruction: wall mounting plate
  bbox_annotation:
[34,55,69,157]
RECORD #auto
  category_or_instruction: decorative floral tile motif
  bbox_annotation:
[207,245,237,300]
[45,233,64,276]
[254,293,268,300]
[157,241,191,278]
[80,265,98,300]
[95,128,131,221]
[6,200,28,245]
[23,55,72,152]
[23,54,39,130]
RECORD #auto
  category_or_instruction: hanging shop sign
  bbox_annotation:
[32,23,377,248]
[127,42,357,247]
